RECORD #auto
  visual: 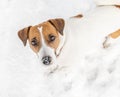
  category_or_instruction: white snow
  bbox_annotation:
[0,0,120,97]
[94,0,120,5]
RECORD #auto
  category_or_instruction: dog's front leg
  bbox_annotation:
[103,29,120,48]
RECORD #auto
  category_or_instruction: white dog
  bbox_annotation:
[18,5,120,73]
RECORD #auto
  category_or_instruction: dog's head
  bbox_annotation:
[18,18,65,65]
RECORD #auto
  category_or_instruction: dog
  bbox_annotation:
[18,5,120,68]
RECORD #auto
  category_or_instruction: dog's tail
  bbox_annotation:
[94,0,120,6]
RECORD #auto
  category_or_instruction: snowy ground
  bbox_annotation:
[1,0,120,97]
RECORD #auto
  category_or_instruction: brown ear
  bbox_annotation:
[18,26,31,46]
[48,18,65,35]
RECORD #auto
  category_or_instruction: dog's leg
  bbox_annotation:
[103,29,120,48]
[103,36,111,48]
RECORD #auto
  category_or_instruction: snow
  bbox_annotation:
[0,0,120,97]
[94,0,120,5]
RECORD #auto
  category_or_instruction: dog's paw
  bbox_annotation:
[103,36,112,48]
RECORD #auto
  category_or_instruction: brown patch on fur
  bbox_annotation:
[73,14,83,18]
[48,18,65,35]
[115,5,120,9]
[41,22,60,50]
[98,5,120,9]
[28,26,41,53]
[109,29,120,39]
[18,26,31,46]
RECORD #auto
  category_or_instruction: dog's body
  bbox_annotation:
[55,5,120,71]
[59,5,120,56]
[18,5,120,72]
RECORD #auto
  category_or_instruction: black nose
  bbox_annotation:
[42,56,52,65]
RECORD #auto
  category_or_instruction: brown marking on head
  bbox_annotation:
[115,5,120,9]
[28,26,41,53]
[72,14,83,18]
[48,18,65,35]
[41,22,60,50]
[18,18,65,55]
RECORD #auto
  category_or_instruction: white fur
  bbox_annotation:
[56,6,120,72]
[103,36,115,48]
[37,27,56,65]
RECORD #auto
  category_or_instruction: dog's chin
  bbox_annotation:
[39,61,59,75]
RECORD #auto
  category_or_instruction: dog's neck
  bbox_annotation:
[55,33,66,57]
[55,19,68,57]
[56,19,73,58]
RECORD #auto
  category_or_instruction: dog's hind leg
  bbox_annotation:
[103,29,120,48]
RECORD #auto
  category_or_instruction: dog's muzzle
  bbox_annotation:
[42,56,52,65]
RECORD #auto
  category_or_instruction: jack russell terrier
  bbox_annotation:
[18,5,120,66]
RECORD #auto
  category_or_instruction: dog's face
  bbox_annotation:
[18,18,65,65]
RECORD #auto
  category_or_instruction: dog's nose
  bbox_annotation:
[42,56,52,65]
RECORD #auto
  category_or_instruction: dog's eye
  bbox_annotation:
[31,37,38,46]
[49,34,56,42]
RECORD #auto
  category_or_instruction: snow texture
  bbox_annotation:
[0,0,120,97]
[94,0,120,5]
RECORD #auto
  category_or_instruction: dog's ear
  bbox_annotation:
[18,26,31,46]
[48,18,65,35]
